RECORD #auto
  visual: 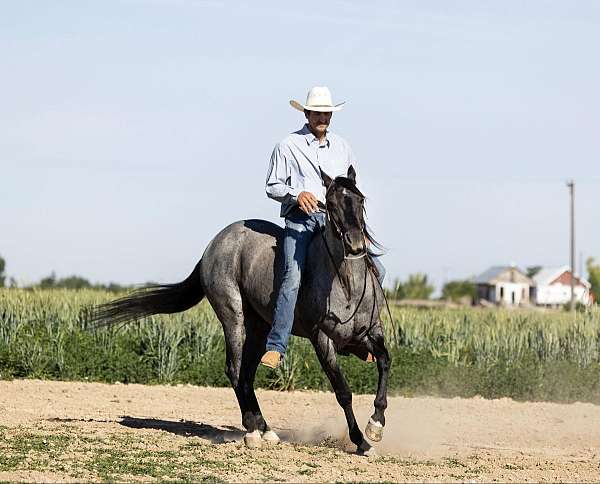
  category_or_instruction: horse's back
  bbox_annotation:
[199,219,283,322]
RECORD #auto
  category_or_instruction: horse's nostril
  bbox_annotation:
[343,232,366,256]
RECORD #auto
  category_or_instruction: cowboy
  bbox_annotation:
[261,86,385,369]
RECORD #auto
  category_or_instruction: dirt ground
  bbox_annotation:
[0,380,599,482]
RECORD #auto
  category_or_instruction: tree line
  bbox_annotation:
[0,256,130,292]
[1,253,599,302]
[385,273,476,302]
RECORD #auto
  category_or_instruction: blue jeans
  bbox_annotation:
[267,209,386,355]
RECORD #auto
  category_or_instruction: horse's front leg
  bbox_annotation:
[311,329,376,456]
[364,327,391,442]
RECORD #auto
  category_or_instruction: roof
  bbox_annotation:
[533,266,570,286]
[473,265,531,284]
[473,266,509,284]
[533,266,591,288]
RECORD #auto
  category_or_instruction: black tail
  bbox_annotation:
[92,261,204,328]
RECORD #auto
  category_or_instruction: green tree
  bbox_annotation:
[404,273,435,299]
[390,277,406,300]
[390,273,434,300]
[442,280,476,302]
[587,257,600,303]
[0,255,5,287]
[103,282,127,293]
[38,273,92,290]
[34,272,128,291]
[56,275,92,290]
[39,272,57,289]
[526,265,542,278]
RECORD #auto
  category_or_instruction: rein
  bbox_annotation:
[318,222,369,322]
[319,213,400,348]
[319,223,354,302]
[317,181,400,347]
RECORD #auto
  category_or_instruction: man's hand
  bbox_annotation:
[297,191,319,214]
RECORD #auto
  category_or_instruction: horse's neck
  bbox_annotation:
[314,224,367,298]
[317,224,344,266]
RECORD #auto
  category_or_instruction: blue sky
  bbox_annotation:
[2,0,599,290]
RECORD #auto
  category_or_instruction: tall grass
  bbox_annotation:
[1,288,599,402]
[392,306,600,368]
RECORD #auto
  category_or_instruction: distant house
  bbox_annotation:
[532,266,591,307]
[474,266,533,306]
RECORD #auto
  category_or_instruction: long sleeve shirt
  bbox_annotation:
[265,124,358,217]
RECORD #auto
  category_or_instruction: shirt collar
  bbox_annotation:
[301,124,330,147]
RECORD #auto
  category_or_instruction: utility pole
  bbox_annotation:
[566,180,575,311]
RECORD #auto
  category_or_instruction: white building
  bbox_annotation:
[474,266,533,306]
[532,266,591,306]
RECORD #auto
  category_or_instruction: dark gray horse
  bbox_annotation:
[94,167,390,455]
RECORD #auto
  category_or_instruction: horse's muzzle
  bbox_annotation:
[344,232,367,259]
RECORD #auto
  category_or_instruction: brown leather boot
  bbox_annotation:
[260,350,282,369]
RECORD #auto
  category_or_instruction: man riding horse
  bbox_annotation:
[261,86,385,369]
[93,87,391,453]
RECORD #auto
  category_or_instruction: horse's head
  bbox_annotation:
[321,166,367,259]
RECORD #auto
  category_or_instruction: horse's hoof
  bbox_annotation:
[262,430,280,445]
[365,418,384,442]
[357,441,378,458]
[243,430,262,449]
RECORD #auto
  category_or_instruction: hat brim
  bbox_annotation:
[289,100,345,112]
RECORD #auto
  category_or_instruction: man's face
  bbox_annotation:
[306,110,332,137]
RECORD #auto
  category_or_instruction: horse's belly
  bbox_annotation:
[242,265,277,323]
[238,232,282,323]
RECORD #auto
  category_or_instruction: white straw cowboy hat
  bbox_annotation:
[290,86,345,112]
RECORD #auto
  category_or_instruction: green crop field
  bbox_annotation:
[1,288,599,403]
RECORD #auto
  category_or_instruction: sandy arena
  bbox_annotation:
[0,379,599,482]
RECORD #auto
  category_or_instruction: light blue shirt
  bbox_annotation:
[265,124,358,217]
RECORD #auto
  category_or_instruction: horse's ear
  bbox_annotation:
[320,168,333,189]
[347,165,356,183]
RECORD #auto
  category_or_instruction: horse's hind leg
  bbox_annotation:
[311,329,376,456]
[240,312,280,445]
[212,297,273,447]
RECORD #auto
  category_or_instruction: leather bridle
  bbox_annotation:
[318,180,400,348]
[322,186,368,261]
